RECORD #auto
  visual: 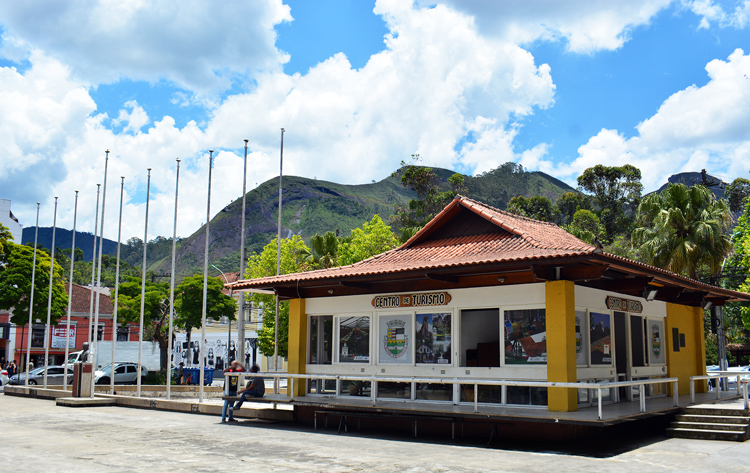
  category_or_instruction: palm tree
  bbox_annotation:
[298,232,339,270]
[632,183,732,280]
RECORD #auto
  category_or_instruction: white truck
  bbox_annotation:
[66,341,162,372]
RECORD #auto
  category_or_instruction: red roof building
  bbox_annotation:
[229,196,750,416]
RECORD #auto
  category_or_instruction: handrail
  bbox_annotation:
[689,372,748,404]
[225,372,678,420]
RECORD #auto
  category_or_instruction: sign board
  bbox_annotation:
[605,296,643,313]
[372,292,451,309]
[51,325,76,349]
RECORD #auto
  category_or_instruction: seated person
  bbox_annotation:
[221,360,246,423]
[227,364,264,421]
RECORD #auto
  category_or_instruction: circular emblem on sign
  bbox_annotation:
[384,319,408,358]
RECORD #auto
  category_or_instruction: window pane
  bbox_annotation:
[504,309,546,364]
[590,312,612,365]
[309,316,333,365]
[575,310,588,366]
[648,319,666,364]
[339,380,371,396]
[377,382,411,399]
[415,383,452,401]
[415,312,451,364]
[460,384,502,404]
[339,316,369,363]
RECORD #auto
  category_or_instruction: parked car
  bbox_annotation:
[94,362,147,385]
[9,366,73,385]
[0,369,8,386]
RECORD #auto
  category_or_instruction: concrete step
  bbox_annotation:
[667,427,748,442]
[671,421,748,432]
[675,414,750,424]
[681,407,749,417]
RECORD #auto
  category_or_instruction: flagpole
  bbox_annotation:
[87,185,101,361]
[91,150,109,398]
[63,191,78,391]
[199,150,214,403]
[274,128,284,393]
[110,177,124,395]
[167,158,180,400]
[24,203,40,386]
[238,139,249,366]
[43,197,58,388]
[137,169,151,398]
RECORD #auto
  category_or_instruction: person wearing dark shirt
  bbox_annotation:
[228,364,264,421]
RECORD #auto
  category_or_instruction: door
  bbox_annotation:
[613,311,628,401]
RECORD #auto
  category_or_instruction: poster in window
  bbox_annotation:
[379,315,412,364]
[590,312,612,365]
[52,325,76,349]
[339,316,370,363]
[415,312,451,364]
[504,309,546,364]
[649,319,665,364]
[575,311,588,365]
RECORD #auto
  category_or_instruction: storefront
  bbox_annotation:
[230,196,750,413]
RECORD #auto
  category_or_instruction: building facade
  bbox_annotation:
[230,196,750,412]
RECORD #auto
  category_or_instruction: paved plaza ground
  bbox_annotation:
[1,393,749,472]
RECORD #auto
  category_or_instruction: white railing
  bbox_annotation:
[689,371,749,404]
[227,372,678,420]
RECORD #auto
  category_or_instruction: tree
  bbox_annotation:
[116,277,172,373]
[555,192,592,225]
[391,156,466,231]
[730,196,750,330]
[338,215,400,266]
[632,183,732,280]
[0,223,13,257]
[298,232,339,270]
[246,236,310,357]
[506,195,554,222]
[577,164,643,239]
[0,241,68,327]
[562,209,604,245]
[174,274,237,361]
[725,178,750,213]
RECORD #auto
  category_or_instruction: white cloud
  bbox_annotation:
[112,101,150,134]
[537,49,750,192]
[420,0,672,53]
[0,0,292,96]
[683,0,750,28]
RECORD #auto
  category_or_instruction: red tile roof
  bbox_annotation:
[231,196,595,288]
[65,283,114,315]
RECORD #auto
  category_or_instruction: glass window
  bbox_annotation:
[504,309,546,364]
[116,326,129,342]
[590,312,612,365]
[415,312,451,364]
[31,327,45,348]
[379,314,413,364]
[575,310,589,366]
[90,323,104,342]
[338,316,370,363]
[460,309,500,367]
[377,381,411,399]
[309,316,333,365]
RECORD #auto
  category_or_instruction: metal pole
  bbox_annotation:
[212,264,231,367]
[63,191,78,391]
[87,185,101,360]
[90,150,109,398]
[274,128,284,392]
[200,150,214,402]
[137,169,151,397]
[238,139,248,366]
[167,159,180,400]
[25,203,40,386]
[43,197,58,388]
[110,177,124,395]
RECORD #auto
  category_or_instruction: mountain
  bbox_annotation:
[21,227,119,262]
[655,170,727,199]
[156,164,576,279]
[20,163,576,280]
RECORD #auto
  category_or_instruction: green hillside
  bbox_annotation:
[154,163,575,279]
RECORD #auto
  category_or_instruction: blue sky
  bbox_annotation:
[0,0,749,240]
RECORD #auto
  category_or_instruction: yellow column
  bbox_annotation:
[287,298,307,397]
[665,303,707,395]
[545,280,577,412]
